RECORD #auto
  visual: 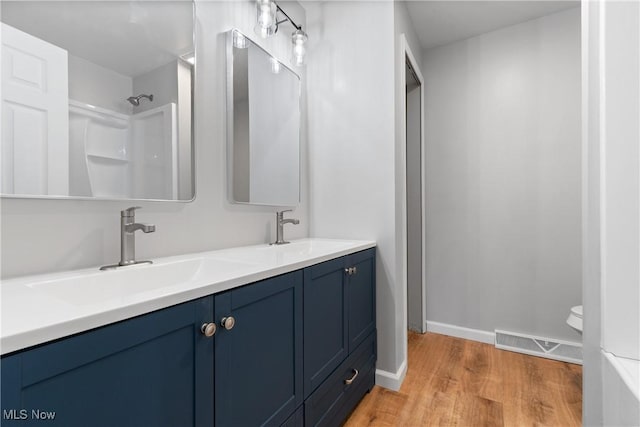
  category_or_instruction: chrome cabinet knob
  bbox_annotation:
[345,268,351,275]
[221,316,236,330]
[201,323,217,337]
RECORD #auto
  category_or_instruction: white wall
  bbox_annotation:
[305,1,400,382]
[599,0,640,361]
[177,60,193,201]
[0,0,309,279]
[582,0,603,423]
[423,8,582,342]
[68,55,133,114]
[583,0,640,424]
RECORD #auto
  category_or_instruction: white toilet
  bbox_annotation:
[566,305,583,333]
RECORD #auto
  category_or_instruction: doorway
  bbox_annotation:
[404,44,426,334]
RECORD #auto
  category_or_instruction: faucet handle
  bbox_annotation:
[276,209,293,221]
[122,206,142,217]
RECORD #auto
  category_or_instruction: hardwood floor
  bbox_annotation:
[345,332,582,426]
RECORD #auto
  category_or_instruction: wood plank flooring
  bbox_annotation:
[345,332,582,427]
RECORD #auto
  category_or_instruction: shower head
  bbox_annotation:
[127,94,154,106]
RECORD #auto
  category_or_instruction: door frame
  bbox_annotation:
[399,33,427,340]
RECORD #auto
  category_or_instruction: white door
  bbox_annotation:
[1,23,69,196]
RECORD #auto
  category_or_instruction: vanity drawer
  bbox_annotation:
[304,332,376,427]
[281,405,304,427]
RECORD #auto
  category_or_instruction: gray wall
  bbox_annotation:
[1,0,309,279]
[423,8,582,342]
[396,1,426,336]
[68,54,133,114]
[132,61,178,114]
[305,1,401,379]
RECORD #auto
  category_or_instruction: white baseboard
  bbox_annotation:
[375,359,407,391]
[425,320,495,345]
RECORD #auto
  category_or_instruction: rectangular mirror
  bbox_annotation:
[0,1,195,201]
[227,29,300,207]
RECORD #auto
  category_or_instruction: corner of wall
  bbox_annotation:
[375,358,407,392]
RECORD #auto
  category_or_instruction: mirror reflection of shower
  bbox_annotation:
[127,94,154,106]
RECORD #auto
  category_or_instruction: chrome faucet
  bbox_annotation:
[272,210,299,245]
[100,207,156,270]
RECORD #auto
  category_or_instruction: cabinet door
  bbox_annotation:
[0,297,215,427]
[303,256,348,398]
[347,248,376,352]
[215,271,303,427]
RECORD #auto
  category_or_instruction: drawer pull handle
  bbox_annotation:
[344,368,359,385]
[201,323,217,337]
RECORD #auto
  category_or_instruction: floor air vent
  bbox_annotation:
[495,329,582,365]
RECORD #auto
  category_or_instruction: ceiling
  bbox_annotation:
[1,1,194,77]
[405,1,579,51]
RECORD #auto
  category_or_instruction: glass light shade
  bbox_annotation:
[291,29,307,66]
[270,57,281,74]
[255,0,277,38]
[233,31,247,49]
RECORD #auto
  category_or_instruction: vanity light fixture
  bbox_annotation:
[255,0,277,38]
[254,0,308,66]
[270,57,281,74]
[291,29,307,66]
[233,31,248,49]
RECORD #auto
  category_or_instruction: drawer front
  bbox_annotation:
[304,332,376,427]
[281,406,304,427]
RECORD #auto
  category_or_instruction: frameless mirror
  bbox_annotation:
[227,29,300,206]
[0,1,195,201]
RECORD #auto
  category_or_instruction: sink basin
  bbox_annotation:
[1,237,376,355]
[259,239,356,254]
[211,239,362,266]
[26,257,254,306]
[19,240,362,307]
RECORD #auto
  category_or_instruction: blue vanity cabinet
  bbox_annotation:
[0,297,215,427]
[214,271,304,427]
[0,247,375,427]
[303,248,377,425]
[303,248,376,398]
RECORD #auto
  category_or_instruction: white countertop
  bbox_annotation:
[0,238,376,355]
